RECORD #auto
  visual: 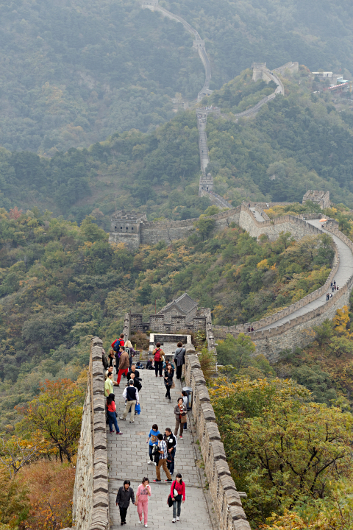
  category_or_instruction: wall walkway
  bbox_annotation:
[214,207,353,360]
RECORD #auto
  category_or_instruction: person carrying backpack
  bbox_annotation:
[153,342,165,377]
[112,334,125,352]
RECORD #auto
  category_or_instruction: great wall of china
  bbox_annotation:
[67,6,352,530]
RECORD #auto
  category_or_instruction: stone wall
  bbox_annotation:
[72,337,109,530]
[140,207,241,246]
[238,204,323,240]
[185,355,251,530]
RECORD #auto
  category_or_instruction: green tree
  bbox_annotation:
[21,379,84,463]
[217,333,256,369]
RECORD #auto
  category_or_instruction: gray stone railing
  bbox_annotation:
[72,337,109,530]
[185,355,251,530]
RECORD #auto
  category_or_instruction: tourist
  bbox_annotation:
[146,358,154,370]
[120,380,139,423]
[171,473,185,523]
[116,480,135,526]
[164,428,177,476]
[181,391,188,431]
[326,293,329,301]
[128,372,142,392]
[153,342,165,377]
[108,348,116,368]
[136,477,151,528]
[107,394,122,435]
[164,362,174,401]
[174,397,187,439]
[174,342,186,380]
[125,339,137,368]
[112,333,125,351]
[154,434,172,482]
[147,424,160,465]
[117,347,130,386]
[127,364,140,381]
[105,372,114,397]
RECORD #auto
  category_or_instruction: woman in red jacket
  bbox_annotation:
[107,394,123,435]
[171,473,185,523]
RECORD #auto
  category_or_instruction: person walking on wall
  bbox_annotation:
[116,479,135,526]
[171,473,185,523]
[164,362,174,401]
[181,390,188,431]
[108,348,116,369]
[121,380,139,422]
[136,477,151,527]
[117,347,130,386]
[164,428,177,476]
[174,397,187,439]
[153,342,165,377]
[147,424,160,465]
[125,339,137,369]
[153,434,172,482]
[107,394,123,435]
[174,342,185,380]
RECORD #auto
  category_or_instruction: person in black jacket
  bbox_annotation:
[164,363,174,401]
[116,480,135,525]
[174,342,186,380]
[164,428,177,475]
[127,364,140,381]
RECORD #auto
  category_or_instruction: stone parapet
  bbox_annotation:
[72,337,109,530]
[185,355,251,530]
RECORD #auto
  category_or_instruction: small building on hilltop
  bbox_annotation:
[109,211,147,250]
[158,293,199,323]
[130,293,208,334]
[302,190,330,209]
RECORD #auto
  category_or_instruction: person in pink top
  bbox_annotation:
[171,473,185,523]
[136,477,151,527]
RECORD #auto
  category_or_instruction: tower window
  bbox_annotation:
[131,227,134,231]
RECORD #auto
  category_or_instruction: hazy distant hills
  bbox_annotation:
[1,0,353,155]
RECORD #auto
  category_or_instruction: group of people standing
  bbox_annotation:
[103,335,188,525]
[116,473,185,526]
[326,281,339,301]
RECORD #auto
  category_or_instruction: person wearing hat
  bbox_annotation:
[120,379,139,423]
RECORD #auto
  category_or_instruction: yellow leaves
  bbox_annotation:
[334,306,351,337]
[257,259,269,270]
[111,242,127,252]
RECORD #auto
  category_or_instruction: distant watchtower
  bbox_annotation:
[141,0,159,8]
[109,212,147,251]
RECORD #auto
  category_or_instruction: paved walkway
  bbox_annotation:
[261,219,353,330]
[107,370,213,529]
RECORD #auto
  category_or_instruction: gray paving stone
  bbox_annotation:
[108,371,213,529]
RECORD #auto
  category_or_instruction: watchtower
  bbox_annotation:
[252,62,267,82]
[109,211,147,251]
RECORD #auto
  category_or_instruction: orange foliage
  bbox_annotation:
[20,461,75,530]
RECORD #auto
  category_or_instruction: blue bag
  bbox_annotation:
[135,403,141,415]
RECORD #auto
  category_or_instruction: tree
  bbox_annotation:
[194,216,216,240]
[217,333,256,369]
[0,437,42,479]
[20,380,84,463]
[210,378,353,526]
[0,468,29,528]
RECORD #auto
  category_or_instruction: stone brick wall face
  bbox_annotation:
[72,337,109,530]
[185,355,251,530]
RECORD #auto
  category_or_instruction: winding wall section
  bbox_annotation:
[214,207,353,360]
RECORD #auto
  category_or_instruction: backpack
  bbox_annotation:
[113,339,124,352]
[154,348,162,362]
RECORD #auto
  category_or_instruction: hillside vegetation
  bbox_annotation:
[0,206,334,430]
[2,69,353,225]
[1,0,353,154]
[206,72,353,206]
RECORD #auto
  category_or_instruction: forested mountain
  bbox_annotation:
[1,0,353,154]
[1,69,353,225]
[0,207,333,430]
